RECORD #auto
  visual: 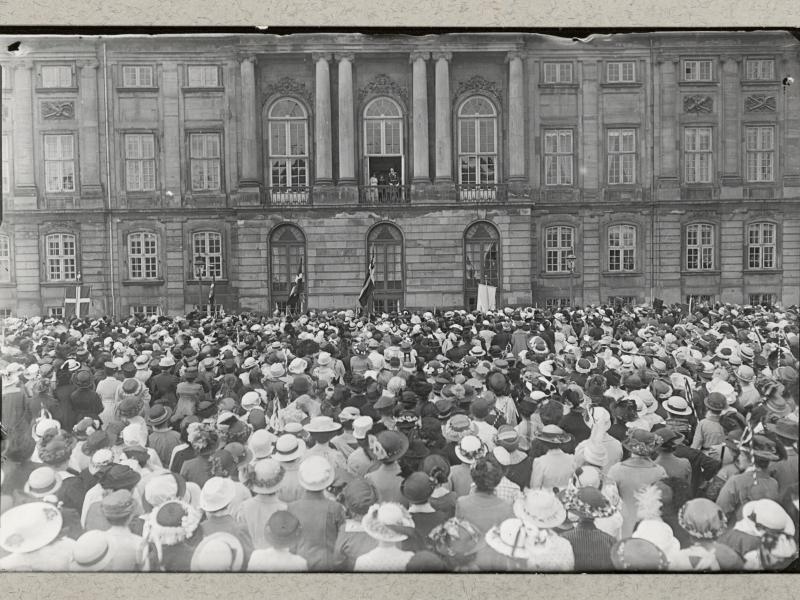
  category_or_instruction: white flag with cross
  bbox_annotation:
[64,275,91,318]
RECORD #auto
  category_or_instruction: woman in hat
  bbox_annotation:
[36,428,87,514]
[421,454,457,519]
[179,425,219,488]
[428,517,483,572]
[652,426,692,485]
[739,499,798,570]
[69,369,104,426]
[141,499,203,572]
[766,417,799,498]
[82,463,144,531]
[247,511,308,571]
[236,459,288,550]
[354,502,416,571]
[512,489,574,571]
[607,429,668,537]
[609,537,669,571]
[476,518,530,572]
[333,478,380,570]
[98,489,146,570]
[715,434,782,521]
[449,435,486,497]
[147,404,180,467]
[493,426,532,490]
[529,425,575,492]
[454,456,514,536]
[364,430,409,505]
[668,498,742,571]
[559,486,619,571]
[0,502,76,571]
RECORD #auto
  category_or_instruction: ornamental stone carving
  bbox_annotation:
[41,100,75,120]
[264,77,313,106]
[455,75,503,103]
[358,74,408,107]
[745,95,776,112]
[683,95,713,113]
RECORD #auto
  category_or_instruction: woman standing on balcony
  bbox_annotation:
[369,173,378,203]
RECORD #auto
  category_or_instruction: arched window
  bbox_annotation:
[685,223,715,271]
[267,97,309,204]
[0,234,11,283]
[608,224,636,272]
[748,222,777,269]
[270,224,306,311]
[367,223,404,314]
[464,221,500,310]
[45,233,77,281]
[191,231,223,279]
[363,97,404,203]
[545,226,575,273]
[128,232,159,280]
[457,96,498,200]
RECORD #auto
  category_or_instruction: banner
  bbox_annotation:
[476,283,496,313]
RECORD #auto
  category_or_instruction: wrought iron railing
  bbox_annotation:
[265,186,313,206]
[455,183,508,203]
[358,184,410,206]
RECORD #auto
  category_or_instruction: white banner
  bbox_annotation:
[476,283,496,313]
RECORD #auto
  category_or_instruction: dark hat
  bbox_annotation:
[375,430,409,462]
[401,472,435,504]
[405,439,430,460]
[196,401,217,419]
[406,550,446,572]
[82,429,111,456]
[374,391,397,411]
[560,486,617,520]
[655,426,684,449]
[703,392,727,412]
[147,404,172,426]
[610,538,669,571]
[265,511,302,547]
[120,362,137,377]
[72,369,94,389]
[99,464,142,491]
[469,397,492,420]
[341,478,378,515]
[101,489,136,520]
[117,396,143,419]
[751,435,780,461]
[291,376,310,395]
[767,418,800,442]
[623,429,662,456]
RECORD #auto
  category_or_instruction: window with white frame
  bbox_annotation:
[684,127,713,184]
[1,135,9,193]
[544,130,573,186]
[192,231,223,279]
[124,133,156,192]
[683,59,713,82]
[745,59,775,81]
[608,129,636,184]
[44,134,76,193]
[545,226,574,273]
[608,296,637,307]
[48,306,64,319]
[686,223,715,270]
[686,294,714,305]
[748,222,776,269]
[186,65,220,88]
[122,65,155,88]
[128,232,159,280]
[545,298,571,310]
[0,308,11,319]
[189,133,221,192]
[130,304,160,317]
[543,62,573,84]
[607,61,635,83]
[46,233,77,281]
[457,96,497,187]
[746,126,775,182]
[40,64,74,88]
[749,293,776,306]
[268,98,309,191]
[0,234,10,283]
[608,224,636,272]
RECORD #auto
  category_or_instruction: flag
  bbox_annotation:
[476,283,496,313]
[64,283,91,318]
[358,254,376,308]
[287,258,304,309]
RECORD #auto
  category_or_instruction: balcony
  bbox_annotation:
[265,186,313,207]
[455,183,508,203]
[358,185,410,206]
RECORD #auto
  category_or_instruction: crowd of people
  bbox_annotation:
[0,301,797,572]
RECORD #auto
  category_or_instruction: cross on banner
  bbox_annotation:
[64,282,91,318]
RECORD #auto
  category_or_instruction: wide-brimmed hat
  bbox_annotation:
[72,369,94,389]
[101,489,136,521]
[190,532,245,572]
[494,426,521,452]
[454,435,488,465]
[610,538,669,571]
[247,458,285,494]
[200,477,237,512]
[99,464,142,491]
[147,404,172,426]
[0,502,63,554]
[265,511,303,548]
[362,502,415,543]
[442,414,478,443]
[272,434,307,462]
[288,357,308,375]
[71,530,113,572]
[766,418,800,443]
[703,392,727,412]
[655,427,684,448]
[248,429,276,460]
[303,415,342,434]
[623,429,662,456]
[485,518,530,560]
[376,430,410,462]
[535,425,573,445]
[662,396,692,416]
[429,518,482,559]
[678,498,727,540]
[632,519,681,560]
[342,478,379,516]
[297,455,335,491]
[751,435,781,461]
[513,489,566,529]
[559,486,617,520]
[401,472,436,504]
[23,467,63,498]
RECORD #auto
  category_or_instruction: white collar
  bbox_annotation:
[408,503,435,514]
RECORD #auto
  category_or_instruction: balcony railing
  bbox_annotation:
[455,183,507,203]
[358,184,410,206]
[265,186,312,206]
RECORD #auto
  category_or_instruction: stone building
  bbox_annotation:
[1,31,798,317]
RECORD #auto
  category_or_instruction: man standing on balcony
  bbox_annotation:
[387,168,400,203]
[369,173,378,203]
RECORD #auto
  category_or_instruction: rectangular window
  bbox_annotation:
[686,294,714,305]
[187,65,220,88]
[543,62,573,84]
[0,235,10,283]
[0,308,11,319]
[608,225,636,272]
[269,120,308,189]
[122,65,155,88]
[608,129,636,184]
[1,135,9,193]
[748,223,776,269]
[48,306,64,319]
[130,304,160,317]
[44,134,76,193]
[746,126,774,182]
[192,231,223,279]
[124,133,156,192]
[545,298,571,310]
[683,59,713,82]
[607,61,635,83]
[41,65,73,88]
[686,224,715,270]
[189,133,221,191]
[544,130,573,186]
[684,127,713,184]
[608,296,637,307]
[749,293,776,306]
[545,226,574,273]
[46,233,77,281]
[128,232,159,280]
[745,59,775,81]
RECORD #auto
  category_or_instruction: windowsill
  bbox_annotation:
[0,282,16,288]
[181,87,224,93]
[678,80,719,86]
[125,191,159,198]
[539,272,581,279]
[41,281,80,287]
[35,87,79,94]
[600,82,642,88]
[116,87,160,93]
[740,80,781,87]
[745,182,776,187]
[187,278,228,285]
[681,270,721,276]
[601,271,643,276]
[542,186,575,190]
[744,268,783,275]
[122,279,165,286]
[605,184,639,190]
[538,83,580,90]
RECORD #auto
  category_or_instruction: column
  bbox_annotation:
[433,52,452,183]
[239,55,259,185]
[12,62,37,198]
[720,56,742,186]
[506,51,525,181]
[336,53,355,184]
[78,59,103,201]
[313,52,333,184]
[410,51,430,183]
[162,62,181,206]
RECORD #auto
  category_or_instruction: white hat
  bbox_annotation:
[297,455,335,492]
[199,477,236,512]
